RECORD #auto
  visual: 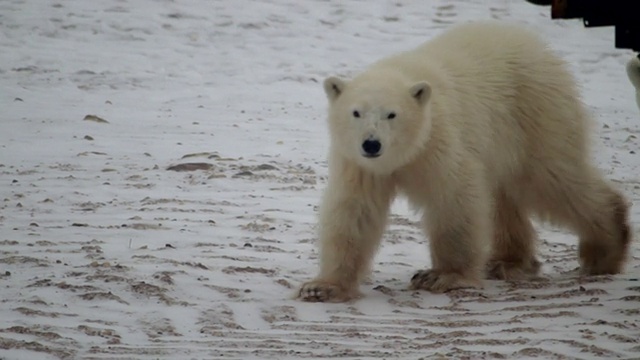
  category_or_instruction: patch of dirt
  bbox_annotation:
[131,254,208,269]
[0,336,75,359]
[126,222,166,230]
[78,292,130,305]
[0,256,49,266]
[262,305,298,323]
[130,281,189,306]
[167,162,214,171]
[198,304,245,333]
[138,318,182,339]
[56,281,100,292]
[204,284,242,299]
[78,325,122,344]
[275,278,294,289]
[13,307,78,318]
[1,326,62,340]
[221,266,276,275]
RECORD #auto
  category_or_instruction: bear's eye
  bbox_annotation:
[387,112,396,120]
[352,110,360,118]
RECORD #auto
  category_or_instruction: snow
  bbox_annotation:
[1,0,639,359]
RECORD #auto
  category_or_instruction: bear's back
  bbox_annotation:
[371,21,572,95]
[366,21,590,185]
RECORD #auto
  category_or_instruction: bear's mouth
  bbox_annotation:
[362,153,381,159]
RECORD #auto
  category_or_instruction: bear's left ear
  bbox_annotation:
[324,76,346,101]
[410,81,432,105]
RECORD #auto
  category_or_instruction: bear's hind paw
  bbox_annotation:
[409,269,482,293]
[297,280,360,303]
[486,259,544,281]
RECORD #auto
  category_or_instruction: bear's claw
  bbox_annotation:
[297,280,359,303]
[409,269,482,293]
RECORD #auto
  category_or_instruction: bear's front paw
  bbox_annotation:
[409,269,482,293]
[297,280,360,303]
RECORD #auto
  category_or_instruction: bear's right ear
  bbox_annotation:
[410,81,432,106]
[323,76,346,101]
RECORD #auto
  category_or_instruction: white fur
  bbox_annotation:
[298,21,631,303]
[627,56,640,111]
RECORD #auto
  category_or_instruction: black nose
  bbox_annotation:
[362,139,381,156]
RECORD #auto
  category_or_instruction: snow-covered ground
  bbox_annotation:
[1,1,639,359]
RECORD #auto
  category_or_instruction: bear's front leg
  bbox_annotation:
[409,179,491,293]
[298,161,394,302]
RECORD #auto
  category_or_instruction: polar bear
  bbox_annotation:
[628,55,640,112]
[297,21,631,303]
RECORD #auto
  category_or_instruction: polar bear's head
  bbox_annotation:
[323,72,432,174]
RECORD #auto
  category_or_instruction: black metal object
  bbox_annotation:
[525,0,640,51]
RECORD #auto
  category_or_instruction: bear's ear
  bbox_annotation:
[323,76,346,101]
[410,81,432,105]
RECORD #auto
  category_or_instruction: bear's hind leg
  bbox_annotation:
[487,190,542,281]
[528,164,631,275]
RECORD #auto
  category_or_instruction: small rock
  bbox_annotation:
[181,152,213,159]
[14,97,23,102]
[233,170,253,177]
[166,163,214,172]
[254,164,277,171]
[71,223,89,227]
[77,151,107,156]
[243,243,252,247]
[29,222,38,227]
[84,135,94,141]
[83,114,109,123]
[373,285,395,296]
